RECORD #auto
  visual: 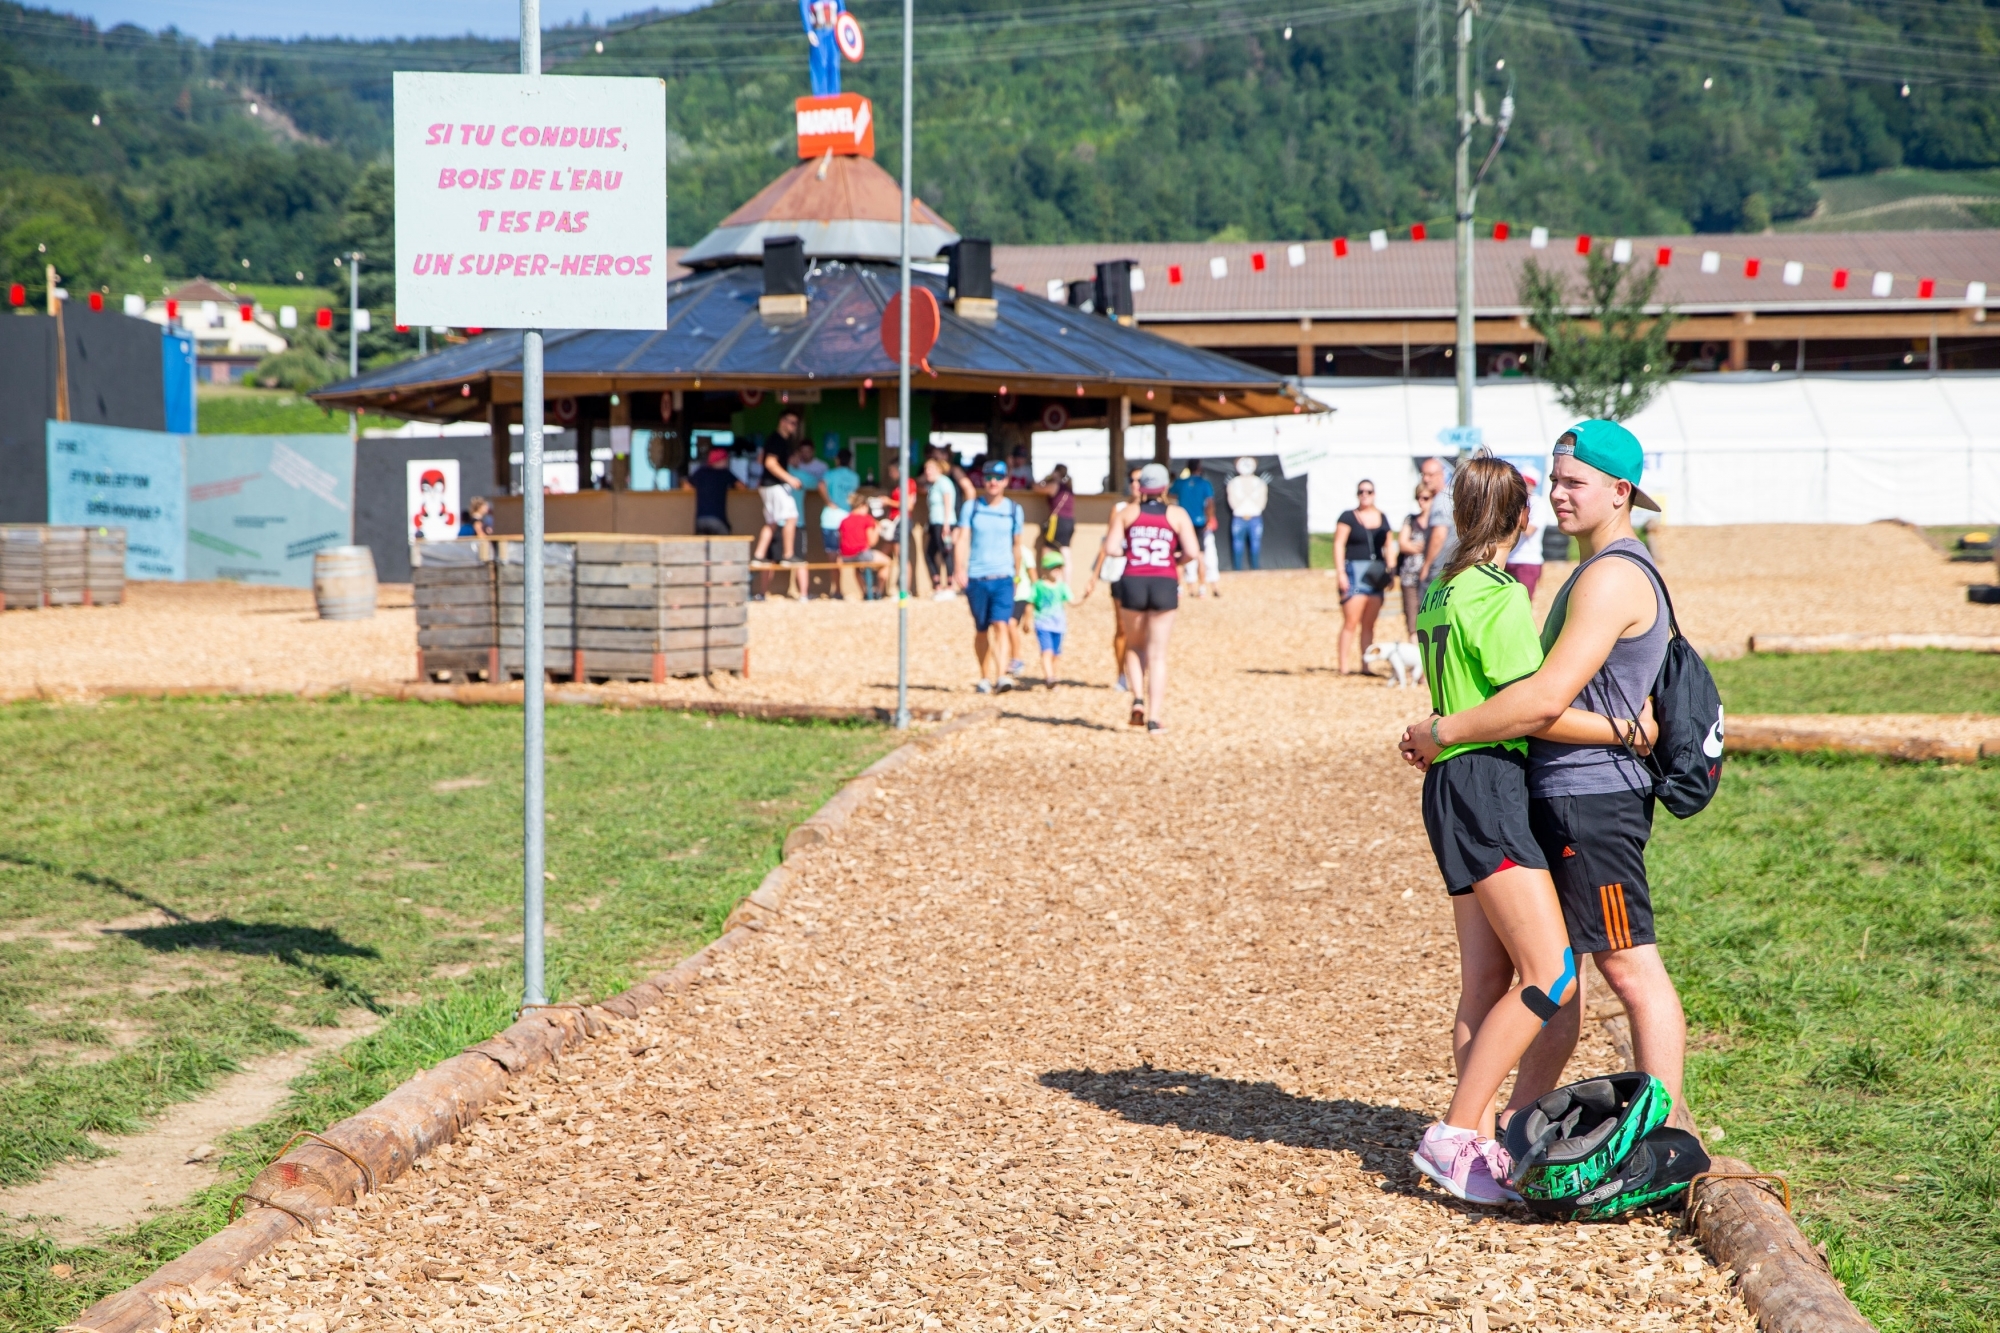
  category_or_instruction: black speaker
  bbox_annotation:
[945,238,992,302]
[1066,280,1096,314]
[762,235,807,297]
[1095,260,1136,321]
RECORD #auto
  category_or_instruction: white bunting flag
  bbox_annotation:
[1530,226,1548,249]
[1872,271,1894,297]
[1209,256,1228,279]
[1369,230,1389,252]
[1783,261,1803,286]
[1287,243,1306,268]
[1700,251,1721,274]
[1612,238,1632,264]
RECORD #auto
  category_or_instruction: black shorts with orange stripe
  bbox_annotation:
[1529,790,1657,953]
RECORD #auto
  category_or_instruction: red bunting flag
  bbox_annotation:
[1576,235,1592,254]
[315,307,333,328]
[1410,223,1427,241]
[1333,237,1349,258]
[1168,265,1183,285]
[7,283,22,306]
[1919,277,1936,298]
[89,292,104,311]
[166,299,179,318]
[240,303,254,322]
[1250,252,1267,273]
[395,323,410,333]
[1832,268,1849,290]
[1493,222,1510,241]
[1744,258,1761,278]
[466,327,484,335]
[1656,247,1673,266]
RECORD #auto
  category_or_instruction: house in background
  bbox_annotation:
[139,278,287,383]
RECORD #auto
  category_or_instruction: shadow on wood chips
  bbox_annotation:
[1042,1066,1431,1165]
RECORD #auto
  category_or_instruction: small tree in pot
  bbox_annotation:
[1519,249,1679,421]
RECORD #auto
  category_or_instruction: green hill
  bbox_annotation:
[5,0,2000,316]
[1781,166,2000,231]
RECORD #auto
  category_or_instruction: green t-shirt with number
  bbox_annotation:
[1415,562,1545,763]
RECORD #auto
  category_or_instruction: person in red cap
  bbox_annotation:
[691,445,736,537]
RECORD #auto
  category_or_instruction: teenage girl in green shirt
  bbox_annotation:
[1397,455,1637,1205]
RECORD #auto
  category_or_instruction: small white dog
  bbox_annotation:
[1363,641,1425,688]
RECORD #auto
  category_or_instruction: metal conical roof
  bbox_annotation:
[679,153,959,268]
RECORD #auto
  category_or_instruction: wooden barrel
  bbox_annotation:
[313,545,378,621]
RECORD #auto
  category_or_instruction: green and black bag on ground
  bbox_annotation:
[1503,1073,1705,1218]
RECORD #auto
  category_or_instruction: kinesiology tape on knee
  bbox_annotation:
[1519,947,1577,1023]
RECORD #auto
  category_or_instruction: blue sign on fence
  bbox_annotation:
[46,422,186,580]
[186,436,355,587]
[47,425,355,587]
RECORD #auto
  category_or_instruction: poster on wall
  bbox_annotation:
[393,71,668,330]
[46,422,187,580]
[408,458,461,540]
[185,436,355,587]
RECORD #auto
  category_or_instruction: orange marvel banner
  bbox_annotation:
[795,94,875,159]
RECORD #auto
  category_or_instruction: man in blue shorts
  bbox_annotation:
[953,460,1027,693]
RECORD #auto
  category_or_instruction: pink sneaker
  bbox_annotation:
[1479,1135,1517,1190]
[1410,1123,1522,1205]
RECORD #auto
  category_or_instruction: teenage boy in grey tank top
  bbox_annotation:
[1399,420,1695,1134]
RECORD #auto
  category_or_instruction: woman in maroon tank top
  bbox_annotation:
[1104,463,1201,733]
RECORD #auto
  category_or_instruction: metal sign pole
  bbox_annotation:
[349,252,361,440]
[520,0,548,1008]
[893,0,913,732]
[1452,0,1473,430]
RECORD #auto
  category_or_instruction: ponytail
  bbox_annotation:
[1439,452,1529,585]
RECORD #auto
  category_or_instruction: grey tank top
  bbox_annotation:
[1527,537,1669,797]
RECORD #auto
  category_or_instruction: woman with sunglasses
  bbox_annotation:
[1334,479,1391,674]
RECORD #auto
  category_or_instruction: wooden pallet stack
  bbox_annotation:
[413,539,499,682]
[86,528,126,605]
[0,528,42,610]
[500,534,750,682]
[0,525,124,609]
[41,527,86,606]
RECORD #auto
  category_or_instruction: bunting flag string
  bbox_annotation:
[1128,217,1992,306]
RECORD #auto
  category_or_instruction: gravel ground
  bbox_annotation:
[179,572,1754,1333]
[0,582,418,697]
[1649,521,2000,654]
[4,520,1988,702]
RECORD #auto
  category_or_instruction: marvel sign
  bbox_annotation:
[795,93,875,158]
[393,72,667,330]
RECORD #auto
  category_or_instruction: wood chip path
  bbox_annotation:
[185,572,1753,1333]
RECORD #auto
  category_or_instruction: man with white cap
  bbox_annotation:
[1225,457,1269,570]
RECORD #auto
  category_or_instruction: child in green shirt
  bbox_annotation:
[1029,551,1076,688]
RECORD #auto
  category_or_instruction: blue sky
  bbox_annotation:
[64,0,682,42]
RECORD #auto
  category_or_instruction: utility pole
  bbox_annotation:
[893,0,913,731]
[1453,0,1474,429]
[348,252,362,439]
[1453,0,1512,433]
[519,0,549,1009]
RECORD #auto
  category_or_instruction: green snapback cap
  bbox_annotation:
[1555,419,1659,512]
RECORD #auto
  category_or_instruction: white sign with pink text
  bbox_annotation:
[393,72,667,330]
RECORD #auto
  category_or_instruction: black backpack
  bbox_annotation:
[1601,549,1725,819]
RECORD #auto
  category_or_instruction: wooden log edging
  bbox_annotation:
[0,680,953,725]
[1728,715,1994,763]
[62,706,1000,1333]
[1691,1157,1875,1333]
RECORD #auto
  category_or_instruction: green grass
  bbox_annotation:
[226,283,339,315]
[0,698,890,1332]
[1654,754,2000,1332]
[1783,167,2000,232]
[194,386,401,435]
[1712,650,2000,715]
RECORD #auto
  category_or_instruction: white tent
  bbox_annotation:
[1166,373,2000,530]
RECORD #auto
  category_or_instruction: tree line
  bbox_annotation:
[3,0,1997,347]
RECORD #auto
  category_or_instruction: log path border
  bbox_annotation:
[58,705,1869,1333]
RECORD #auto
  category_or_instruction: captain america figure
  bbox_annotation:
[801,0,845,95]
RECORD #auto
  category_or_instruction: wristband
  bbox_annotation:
[1430,716,1443,747]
